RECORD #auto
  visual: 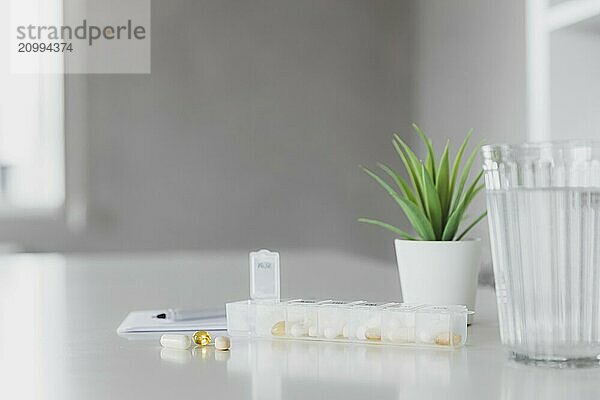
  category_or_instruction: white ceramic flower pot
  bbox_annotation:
[395,239,481,322]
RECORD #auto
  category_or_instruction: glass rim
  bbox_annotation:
[482,139,600,152]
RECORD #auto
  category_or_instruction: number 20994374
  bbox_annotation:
[17,42,73,53]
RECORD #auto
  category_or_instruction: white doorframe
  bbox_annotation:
[526,0,600,142]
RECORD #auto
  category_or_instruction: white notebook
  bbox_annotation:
[117,309,227,334]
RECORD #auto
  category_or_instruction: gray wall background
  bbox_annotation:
[0,0,528,267]
[410,0,526,269]
[1,0,413,261]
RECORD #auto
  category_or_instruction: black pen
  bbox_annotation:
[154,308,224,321]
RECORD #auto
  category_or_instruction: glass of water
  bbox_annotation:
[482,141,600,367]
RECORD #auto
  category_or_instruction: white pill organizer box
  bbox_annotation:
[226,250,471,349]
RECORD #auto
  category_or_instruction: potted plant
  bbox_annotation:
[359,124,485,318]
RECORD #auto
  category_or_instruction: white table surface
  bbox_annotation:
[1,251,599,399]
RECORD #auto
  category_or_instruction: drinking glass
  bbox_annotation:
[482,141,600,367]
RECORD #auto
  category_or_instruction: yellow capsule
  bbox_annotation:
[271,321,286,336]
[434,332,462,346]
[193,330,212,346]
[365,328,381,341]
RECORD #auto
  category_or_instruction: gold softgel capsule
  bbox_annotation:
[271,321,286,336]
[434,332,462,346]
[193,330,212,346]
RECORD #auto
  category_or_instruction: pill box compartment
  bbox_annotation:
[227,299,470,348]
[414,305,468,347]
[344,302,396,342]
[380,304,424,344]
[285,299,320,338]
[226,300,253,336]
[317,301,365,340]
[415,306,449,345]
[254,300,287,337]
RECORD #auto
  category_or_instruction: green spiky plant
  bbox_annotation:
[359,124,486,241]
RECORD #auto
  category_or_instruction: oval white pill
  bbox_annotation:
[342,324,352,339]
[308,325,318,337]
[356,325,367,340]
[215,336,231,351]
[160,334,191,350]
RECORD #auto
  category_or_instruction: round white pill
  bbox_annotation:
[214,335,231,351]
[290,323,308,337]
[418,331,435,344]
[323,327,339,339]
[160,334,191,350]
[308,325,318,337]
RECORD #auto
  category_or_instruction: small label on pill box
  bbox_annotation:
[389,304,427,312]
[362,302,379,307]
[250,249,280,300]
[288,299,318,305]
